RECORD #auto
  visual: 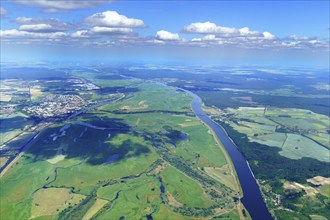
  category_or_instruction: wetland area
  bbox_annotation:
[1,65,329,220]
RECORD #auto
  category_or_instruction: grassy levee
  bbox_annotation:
[204,166,239,192]
[187,100,245,216]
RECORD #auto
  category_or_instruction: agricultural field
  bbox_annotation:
[2,65,328,220]
[100,82,193,113]
[222,107,330,162]
[0,112,35,145]
[184,67,329,220]
[31,188,86,219]
[0,72,243,220]
[212,105,330,219]
[0,79,30,103]
[0,78,54,103]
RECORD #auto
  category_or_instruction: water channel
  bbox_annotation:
[186,89,272,220]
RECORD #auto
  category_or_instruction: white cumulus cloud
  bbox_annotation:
[15,0,109,13]
[182,21,285,48]
[71,27,134,39]
[85,11,145,28]
[156,30,181,41]
[192,34,219,42]
[91,26,133,34]
[184,21,237,35]
[19,24,56,32]
[239,27,259,36]
[262,32,276,40]
[1,14,327,51]
[71,30,89,38]
[15,17,72,32]
[0,29,67,39]
[184,22,267,38]
[287,34,313,41]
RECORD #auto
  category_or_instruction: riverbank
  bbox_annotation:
[185,88,272,220]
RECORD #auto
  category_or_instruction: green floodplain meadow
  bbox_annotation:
[0,77,243,220]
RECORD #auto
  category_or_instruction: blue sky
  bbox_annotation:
[1,0,329,66]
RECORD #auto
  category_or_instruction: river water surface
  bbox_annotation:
[107,77,272,219]
[187,90,272,220]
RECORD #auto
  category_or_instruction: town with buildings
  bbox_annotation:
[23,94,87,118]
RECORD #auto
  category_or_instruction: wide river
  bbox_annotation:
[111,78,272,219]
[186,90,273,220]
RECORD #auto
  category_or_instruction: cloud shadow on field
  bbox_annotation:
[25,116,150,165]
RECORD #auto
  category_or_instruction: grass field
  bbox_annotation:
[250,133,287,148]
[280,134,330,162]
[205,166,238,192]
[96,169,218,219]
[99,82,192,113]
[94,110,228,169]
[0,76,241,219]
[212,209,241,220]
[224,106,330,162]
[0,159,54,219]
[161,165,214,207]
[310,215,328,220]
[218,105,330,220]
[71,71,142,88]
[319,185,330,197]
[0,80,28,102]
[82,199,108,219]
[30,86,44,101]
[0,112,34,145]
[152,204,196,220]
[31,188,85,219]
[96,175,163,219]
